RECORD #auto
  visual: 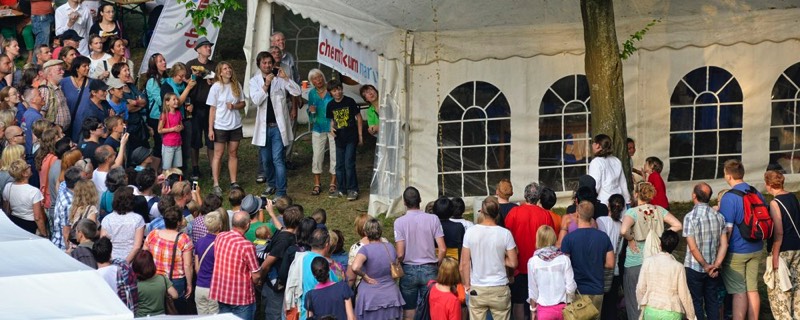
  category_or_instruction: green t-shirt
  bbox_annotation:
[245,221,277,242]
[366,104,379,127]
[136,275,171,317]
[623,205,669,268]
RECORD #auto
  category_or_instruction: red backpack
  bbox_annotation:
[728,187,773,242]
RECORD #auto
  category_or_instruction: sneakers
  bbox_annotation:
[329,189,344,198]
[261,187,277,198]
[255,175,266,184]
[212,185,222,197]
[346,191,359,201]
[230,182,240,189]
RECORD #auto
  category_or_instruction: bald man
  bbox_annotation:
[5,125,23,146]
[210,210,261,319]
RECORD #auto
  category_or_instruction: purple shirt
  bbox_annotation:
[393,209,444,265]
[195,233,216,288]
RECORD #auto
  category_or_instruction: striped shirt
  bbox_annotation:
[682,203,726,273]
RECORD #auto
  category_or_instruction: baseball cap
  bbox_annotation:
[106,78,125,89]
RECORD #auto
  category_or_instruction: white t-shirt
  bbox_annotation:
[93,169,108,194]
[463,224,517,286]
[89,53,112,80]
[97,265,119,292]
[3,183,44,221]
[207,82,243,130]
[101,212,145,261]
[596,216,623,275]
[450,218,475,230]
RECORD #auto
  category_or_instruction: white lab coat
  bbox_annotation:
[249,73,301,147]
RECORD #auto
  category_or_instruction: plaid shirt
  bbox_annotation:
[683,203,727,273]
[191,215,208,244]
[144,230,193,278]
[50,182,73,250]
[210,230,260,305]
[111,258,139,312]
[39,83,70,129]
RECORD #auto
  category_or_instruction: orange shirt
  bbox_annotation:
[549,211,562,235]
[30,0,53,15]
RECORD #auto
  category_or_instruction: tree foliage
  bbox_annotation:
[620,19,661,60]
[176,0,243,35]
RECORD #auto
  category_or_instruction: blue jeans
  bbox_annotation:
[685,267,722,320]
[31,14,52,63]
[219,302,255,320]
[261,126,286,196]
[399,264,438,310]
[334,141,357,192]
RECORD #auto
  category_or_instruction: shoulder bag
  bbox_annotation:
[382,243,404,280]
[562,290,599,320]
[164,231,183,315]
[774,198,800,239]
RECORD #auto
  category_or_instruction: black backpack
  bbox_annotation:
[414,281,436,320]
[18,0,30,15]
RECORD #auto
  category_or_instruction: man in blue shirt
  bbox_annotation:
[718,159,764,320]
[561,200,614,315]
[21,87,44,156]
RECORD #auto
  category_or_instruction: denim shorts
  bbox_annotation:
[399,263,438,310]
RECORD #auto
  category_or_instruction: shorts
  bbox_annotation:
[510,274,529,304]
[191,106,214,149]
[722,251,762,294]
[214,127,243,143]
[162,145,182,169]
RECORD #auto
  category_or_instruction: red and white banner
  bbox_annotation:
[139,0,224,74]
[317,26,378,86]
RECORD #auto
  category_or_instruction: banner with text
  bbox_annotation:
[317,27,378,86]
[139,0,224,74]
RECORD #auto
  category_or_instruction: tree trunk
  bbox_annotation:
[581,0,632,190]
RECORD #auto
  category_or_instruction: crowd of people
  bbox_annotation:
[0,2,798,320]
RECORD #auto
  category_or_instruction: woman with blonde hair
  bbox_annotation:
[620,182,682,320]
[207,61,245,195]
[3,158,46,236]
[70,179,99,224]
[306,68,336,195]
[0,108,17,129]
[428,256,465,319]
[764,170,800,319]
[528,225,575,320]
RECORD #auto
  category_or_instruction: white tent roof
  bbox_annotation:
[270,0,800,64]
[0,214,133,320]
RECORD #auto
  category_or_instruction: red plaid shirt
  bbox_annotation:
[209,230,260,305]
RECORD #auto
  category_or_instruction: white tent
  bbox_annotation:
[0,213,133,319]
[244,0,800,215]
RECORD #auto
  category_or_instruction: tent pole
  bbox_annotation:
[403,30,413,189]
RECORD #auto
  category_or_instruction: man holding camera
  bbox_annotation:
[249,51,301,199]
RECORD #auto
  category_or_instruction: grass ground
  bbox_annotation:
[119,5,777,319]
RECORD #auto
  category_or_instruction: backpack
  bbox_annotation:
[414,281,436,320]
[728,187,773,242]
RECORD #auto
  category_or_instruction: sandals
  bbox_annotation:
[311,185,321,195]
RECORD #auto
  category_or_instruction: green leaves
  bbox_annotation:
[620,18,661,60]
[176,0,243,36]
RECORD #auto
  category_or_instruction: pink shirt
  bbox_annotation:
[162,111,182,146]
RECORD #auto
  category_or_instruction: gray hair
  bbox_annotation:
[75,218,98,240]
[308,68,325,83]
[105,167,127,192]
[23,87,38,105]
[94,145,113,165]
[309,228,330,250]
[364,218,382,241]
[523,181,541,204]
[204,212,222,234]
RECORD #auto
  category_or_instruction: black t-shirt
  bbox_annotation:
[441,219,465,249]
[104,136,120,153]
[325,96,360,146]
[266,90,276,125]
[566,200,609,220]
[265,230,296,288]
[497,202,518,228]
[184,59,217,110]
[80,141,100,167]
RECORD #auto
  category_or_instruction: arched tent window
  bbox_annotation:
[438,81,511,197]
[538,74,591,192]
[668,66,743,181]
[769,62,800,174]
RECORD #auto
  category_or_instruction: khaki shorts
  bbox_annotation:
[722,251,763,294]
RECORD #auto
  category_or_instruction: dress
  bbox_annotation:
[355,243,405,319]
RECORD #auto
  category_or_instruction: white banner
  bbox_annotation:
[139,0,224,74]
[317,27,378,86]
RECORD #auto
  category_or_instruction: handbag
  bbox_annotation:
[562,290,599,320]
[382,243,404,280]
[603,236,624,293]
[163,275,178,315]
[164,232,183,315]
